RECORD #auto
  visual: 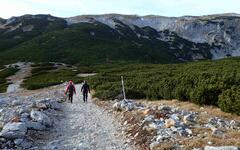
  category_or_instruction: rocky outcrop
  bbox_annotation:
[67,13,240,59]
[0,88,64,149]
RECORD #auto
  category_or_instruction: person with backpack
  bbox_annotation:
[65,80,76,103]
[81,81,90,103]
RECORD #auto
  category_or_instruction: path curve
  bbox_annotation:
[39,84,133,150]
[6,62,31,93]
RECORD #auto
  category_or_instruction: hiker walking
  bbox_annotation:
[81,81,90,103]
[65,80,76,103]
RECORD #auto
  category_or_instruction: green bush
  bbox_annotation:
[218,86,240,115]
[88,58,240,114]
[22,69,83,90]
[126,89,146,99]
[190,86,221,105]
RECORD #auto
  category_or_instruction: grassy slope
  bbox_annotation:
[22,63,83,90]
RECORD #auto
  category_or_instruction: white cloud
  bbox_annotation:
[0,0,240,18]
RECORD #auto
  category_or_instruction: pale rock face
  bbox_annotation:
[22,25,34,32]
[66,14,240,59]
[30,110,52,127]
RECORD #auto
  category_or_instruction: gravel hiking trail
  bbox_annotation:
[37,84,133,150]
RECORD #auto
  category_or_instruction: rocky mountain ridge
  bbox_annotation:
[67,13,240,59]
[0,13,240,64]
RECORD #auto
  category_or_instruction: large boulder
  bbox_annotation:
[26,121,46,131]
[183,113,197,124]
[113,100,135,111]
[35,99,61,110]
[0,122,27,139]
[113,101,122,111]
[30,110,52,127]
[48,100,61,110]
[205,146,239,150]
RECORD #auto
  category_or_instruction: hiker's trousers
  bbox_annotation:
[68,94,73,103]
[83,92,88,102]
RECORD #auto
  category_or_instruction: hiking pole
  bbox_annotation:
[121,76,126,101]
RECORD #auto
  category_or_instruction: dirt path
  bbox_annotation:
[6,62,31,93]
[38,84,133,150]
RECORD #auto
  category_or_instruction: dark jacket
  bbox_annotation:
[81,83,90,93]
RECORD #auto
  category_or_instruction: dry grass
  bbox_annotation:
[153,142,176,150]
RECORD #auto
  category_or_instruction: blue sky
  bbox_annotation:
[0,0,240,18]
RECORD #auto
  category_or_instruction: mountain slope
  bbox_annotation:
[0,13,240,65]
[0,14,67,52]
[68,13,240,59]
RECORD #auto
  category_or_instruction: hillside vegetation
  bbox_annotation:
[89,58,240,115]
[0,67,19,92]
[0,23,177,65]
[22,63,83,90]
[0,15,213,66]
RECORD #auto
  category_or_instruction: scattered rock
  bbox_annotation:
[178,128,192,136]
[211,127,224,137]
[113,100,135,111]
[204,146,239,150]
[12,100,22,106]
[142,115,155,124]
[149,141,161,150]
[30,110,52,127]
[143,109,151,115]
[18,106,31,114]
[183,113,196,124]
[165,118,176,128]
[0,138,15,149]
[208,141,213,145]
[158,105,172,113]
[0,122,27,139]
[170,114,180,121]
[113,101,122,111]
[10,116,21,123]
[123,121,128,126]
[14,138,34,149]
